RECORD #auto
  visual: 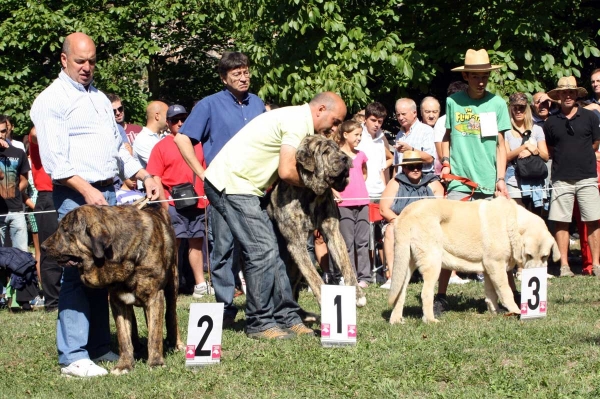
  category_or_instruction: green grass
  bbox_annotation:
[2,276,600,399]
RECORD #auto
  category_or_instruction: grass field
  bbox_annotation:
[2,274,600,399]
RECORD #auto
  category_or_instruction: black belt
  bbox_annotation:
[54,178,114,187]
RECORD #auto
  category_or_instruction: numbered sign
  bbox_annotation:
[520,267,548,320]
[321,285,357,347]
[186,303,224,367]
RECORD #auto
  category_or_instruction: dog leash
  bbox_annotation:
[441,173,479,201]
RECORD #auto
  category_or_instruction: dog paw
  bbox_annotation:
[147,357,165,368]
[111,367,131,375]
[389,316,404,325]
[356,296,367,308]
[422,316,440,324]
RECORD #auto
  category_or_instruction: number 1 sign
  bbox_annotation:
[186,303,224,366]
[520,267,548,320]
[321,285,357,347]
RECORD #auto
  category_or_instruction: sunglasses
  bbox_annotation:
[113,105,124,115]
[169,116,187,124]
[566,120,575,136]
[511,105,527,112]
[403,164,423,171]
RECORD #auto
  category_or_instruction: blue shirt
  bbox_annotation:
[180,89,265,165]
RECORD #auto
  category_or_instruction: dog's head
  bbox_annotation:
[515,205,561,268]
[295,135,352,195]
[42,205,115,280]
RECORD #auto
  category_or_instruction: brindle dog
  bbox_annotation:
[42,204,184,375]
[268,135,367,308]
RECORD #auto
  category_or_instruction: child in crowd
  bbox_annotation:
[333,120,371,287]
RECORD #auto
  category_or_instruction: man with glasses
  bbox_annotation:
[173,51,265,327]
[544,76,600,277]
[107,93,143,145]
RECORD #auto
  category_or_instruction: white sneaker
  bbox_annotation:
[238,271,247,295]
[193,282,214,298]
[380,279,391,289]
[449,275,470,285]
[92,351,119,363]
[61,359,108,377]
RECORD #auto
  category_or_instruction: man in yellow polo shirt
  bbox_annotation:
[203,91,346,339]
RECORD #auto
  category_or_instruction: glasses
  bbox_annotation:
[403,164,423,171]
[229,69,251,81]
[169,116,187,124]
[511,105,527,113]
[566,120,575,136]
[0,129,6,134]
[113,106,124,115]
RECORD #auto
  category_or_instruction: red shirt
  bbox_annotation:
[146,135,209,208]
[124,123,143,145]
[29,139,53,192]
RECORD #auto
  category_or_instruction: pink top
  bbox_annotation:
[338,150,370,207]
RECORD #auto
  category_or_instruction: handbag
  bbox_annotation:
[515,130,548,180]
[171,175,198,209]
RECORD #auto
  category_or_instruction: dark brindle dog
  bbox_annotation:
[42,204,184,375]
[268,134,367,307]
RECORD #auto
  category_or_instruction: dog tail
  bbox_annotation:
[388,219,411,307]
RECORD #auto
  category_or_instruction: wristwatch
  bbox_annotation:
[496,177,505,183]
[142,174,153,184]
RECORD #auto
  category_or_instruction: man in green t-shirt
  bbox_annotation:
[437,49,512,317]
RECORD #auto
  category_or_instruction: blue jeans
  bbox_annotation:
[54,184,116,365]
[0,212,28,251]
[204,180,302,333]
[207,205,241,319]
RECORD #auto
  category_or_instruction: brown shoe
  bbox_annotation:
[247,326,294,340]
[560,265,575,277]
[286,323,315,336]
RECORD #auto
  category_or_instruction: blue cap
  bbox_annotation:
[167,104,188,119]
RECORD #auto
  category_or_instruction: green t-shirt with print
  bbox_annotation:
[445,91,511,194]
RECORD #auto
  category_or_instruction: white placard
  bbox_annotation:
[479,112,499,137]
[186,303,224,366]
[321,285,357,347]
[520,267,548,320]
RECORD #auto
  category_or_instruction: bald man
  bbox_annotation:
[199,92,346,340]
[420,96,441,127]
[133,101,168,168]
[31,32,159,377]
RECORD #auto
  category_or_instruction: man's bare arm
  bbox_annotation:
[279,144,304,187]
[174,133,205,180]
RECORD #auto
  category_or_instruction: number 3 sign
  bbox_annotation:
[520,267,548,320]
[321,285,357,347]
[186,303,224,367]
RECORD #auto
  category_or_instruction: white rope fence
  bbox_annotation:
[3,181,597,218]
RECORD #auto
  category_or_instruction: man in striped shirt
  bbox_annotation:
[30,32,159,378]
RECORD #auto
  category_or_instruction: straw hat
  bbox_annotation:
[399,151,424,166]
[451,49,502,72]
[547,76,588,100]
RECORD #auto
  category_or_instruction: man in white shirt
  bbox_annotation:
[133,101,168,168]
[356,102,388,202]
[393,98,436,174]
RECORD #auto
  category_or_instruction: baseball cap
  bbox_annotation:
[167,104,188,119]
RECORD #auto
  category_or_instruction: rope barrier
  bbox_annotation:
[2,181,598,218]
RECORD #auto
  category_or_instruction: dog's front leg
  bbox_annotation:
[109,298,135,375]
[145,290,166,368]
[320,217,366,307]
[287,241,324,305]
[483,272,501,314]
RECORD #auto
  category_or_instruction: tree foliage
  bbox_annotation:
[1,0,599,136]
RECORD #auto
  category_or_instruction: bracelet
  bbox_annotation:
[142,174,153,183]
[496,177,505,183]
[440,156,450,164]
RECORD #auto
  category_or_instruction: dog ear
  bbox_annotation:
[296,141,315,172]
[87,223,112,259]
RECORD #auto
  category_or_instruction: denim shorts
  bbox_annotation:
[168,206,206,238]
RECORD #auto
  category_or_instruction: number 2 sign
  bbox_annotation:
[321,285,357,347]
[520,267,548,320]
[186,303,224,366]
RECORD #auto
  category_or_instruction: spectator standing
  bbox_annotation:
[29,127,60,312]
[202,92,346,339]
[420,97,441,128]
[393,98,436,175]
[531,92,556,127]
[437,48,511,316]
[590,68,600,105]
[106,93,143,144]
[133,101,168,169]
[30,32,159,377]
[356,102,388,202]
[544,76,600,277]
[433,82,468,174]
[1,115,25,153]
[333,120,370,287]
[174,52,265,327]
[146,105,213,298]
